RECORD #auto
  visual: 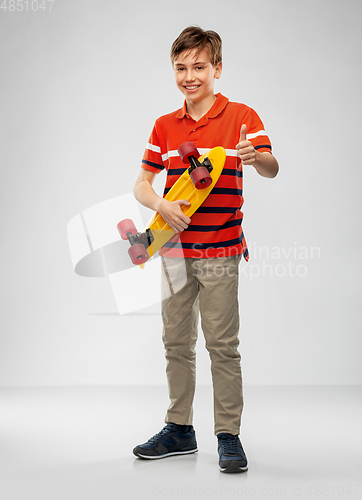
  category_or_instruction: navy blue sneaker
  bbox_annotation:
[133,423,198,459]
[217,433,248,473]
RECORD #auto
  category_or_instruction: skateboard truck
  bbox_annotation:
[178,141,213,189]
[117,220,153,265]
[187,155,213,175]
[125,227,154,249]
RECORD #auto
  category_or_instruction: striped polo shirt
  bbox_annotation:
[141,93,272,260]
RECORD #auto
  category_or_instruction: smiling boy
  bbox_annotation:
[132,26,278,473]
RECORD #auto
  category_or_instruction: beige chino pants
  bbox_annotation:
[161,255,243,436]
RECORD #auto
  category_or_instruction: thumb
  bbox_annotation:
[239,124,247,143]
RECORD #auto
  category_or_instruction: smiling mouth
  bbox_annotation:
[184,85,201,90]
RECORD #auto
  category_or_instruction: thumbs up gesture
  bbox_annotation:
[236,124,257,165]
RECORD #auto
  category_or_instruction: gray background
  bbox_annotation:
[1,0,361,387]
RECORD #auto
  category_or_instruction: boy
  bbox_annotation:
[132,26,279,473]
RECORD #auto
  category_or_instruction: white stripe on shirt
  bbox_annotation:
[150,130,267,160]
[146,143,161,154]
[247,129,267,140]
[161,150,179,161]
[162,148,239,162]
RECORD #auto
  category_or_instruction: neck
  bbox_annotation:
[186,93,217,121]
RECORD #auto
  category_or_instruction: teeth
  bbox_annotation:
[185,86,199,89]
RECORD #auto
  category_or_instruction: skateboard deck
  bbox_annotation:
[118,143,226,267]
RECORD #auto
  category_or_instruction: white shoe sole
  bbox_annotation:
[219,463,248,473]
[135,448,198,460]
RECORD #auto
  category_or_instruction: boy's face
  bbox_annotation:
[173,48,222,104]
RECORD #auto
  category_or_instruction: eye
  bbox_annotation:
[196,66,204,70]
[176,67,185,72]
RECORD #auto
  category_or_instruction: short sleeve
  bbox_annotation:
[141,122,165,173]
[245,108,272,154]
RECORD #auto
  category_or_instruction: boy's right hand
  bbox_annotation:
[157,198,191,233]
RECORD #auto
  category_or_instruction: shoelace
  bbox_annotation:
[219,434,239,454]
[148,424,174,443]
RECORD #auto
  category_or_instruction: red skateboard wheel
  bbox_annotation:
[178,141,200,164]
[128,243,149,265]
[117,219,137,240]
[190,166,212,189]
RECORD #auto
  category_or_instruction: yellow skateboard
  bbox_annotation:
[117,141,226,266]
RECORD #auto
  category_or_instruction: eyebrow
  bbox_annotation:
[174,61,207,67]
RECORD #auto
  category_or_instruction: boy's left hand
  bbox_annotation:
[236,124,257,165]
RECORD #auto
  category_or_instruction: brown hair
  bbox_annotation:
[170,26,222,67]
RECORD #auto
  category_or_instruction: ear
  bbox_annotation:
[214,62,222,79]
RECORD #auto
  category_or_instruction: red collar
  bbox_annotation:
[176,93,229,120]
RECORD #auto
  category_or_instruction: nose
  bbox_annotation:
[185,69,195,82]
